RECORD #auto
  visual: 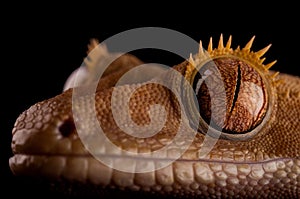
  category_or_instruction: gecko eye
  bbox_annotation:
[193,58,268,139]
[184,35,278,140]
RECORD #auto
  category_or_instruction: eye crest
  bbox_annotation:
[183,35,279,141]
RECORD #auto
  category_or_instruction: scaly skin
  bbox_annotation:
[9,37,300,198]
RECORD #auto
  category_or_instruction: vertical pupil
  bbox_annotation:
[192,71,202,93]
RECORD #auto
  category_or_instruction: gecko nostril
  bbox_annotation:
[59,118,75,137]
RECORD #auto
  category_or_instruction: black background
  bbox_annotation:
[2,4,300,198]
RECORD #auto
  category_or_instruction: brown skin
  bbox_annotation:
[9,43,300,198]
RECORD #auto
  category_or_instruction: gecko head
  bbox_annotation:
[183,34,279,141]
[9,33,300,198]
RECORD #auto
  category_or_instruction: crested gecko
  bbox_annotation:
[9,35,300,198]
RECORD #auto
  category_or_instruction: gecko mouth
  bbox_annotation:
[9,150,300,195]
[10,150,298,167]
[10,123,299,171]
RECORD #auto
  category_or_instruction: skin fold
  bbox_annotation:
[9,37,300,198]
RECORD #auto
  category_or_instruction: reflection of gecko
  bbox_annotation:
[9,35,300,198]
